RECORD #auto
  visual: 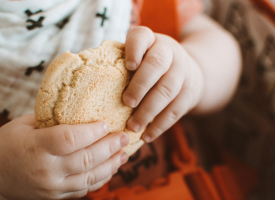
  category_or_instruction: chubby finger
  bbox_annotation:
[61,175,112,199]
[35,121,109,155]
[140,49,204,142]
[61,150,128,193]
[127,61,184,133]
[59,132,129,175]
[125,26,155,71]
[123,34,173,108]
[142,78,202,143]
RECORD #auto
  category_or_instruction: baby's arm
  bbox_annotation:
[181,13,242,114]
[123,13,241,142]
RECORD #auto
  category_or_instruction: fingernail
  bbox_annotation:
[128,118,141,132]
[126,60,137,71]
[123,93,136,108]
[120,134,129,147]
[120,152,128,164]
[143,135,151,143]
[102,122,109,134]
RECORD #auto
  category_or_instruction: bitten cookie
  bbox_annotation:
[34,40,144,155]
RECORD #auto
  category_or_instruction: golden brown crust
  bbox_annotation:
[35,40,144,155]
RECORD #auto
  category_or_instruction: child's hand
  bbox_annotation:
[123,26,204,143]
[0,114,129,200]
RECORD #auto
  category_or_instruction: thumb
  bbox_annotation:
[34,121,109,156]
[125,26,155,71]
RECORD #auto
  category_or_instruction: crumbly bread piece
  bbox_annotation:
[35,40,144,155]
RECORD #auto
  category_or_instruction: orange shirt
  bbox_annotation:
[108,0,203,190]
[132,0,203,41]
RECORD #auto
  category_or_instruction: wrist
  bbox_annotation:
[189,67,205,114]
[180,45,205,115]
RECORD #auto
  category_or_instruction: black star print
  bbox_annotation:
[56,16,70,29]
[26,16,45,30]
[25,61,45,76]
[116,143,158,183]
[131,10,137,26]
[0,109,10,126]
[96,7,109,26]
[225,2,254,50]
[128,149,141,162]
[25,9,43,17]
[257,35,275,74]
[1,109,9,118]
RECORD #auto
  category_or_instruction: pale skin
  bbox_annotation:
[0,13,241,200]
[124,14,242,142]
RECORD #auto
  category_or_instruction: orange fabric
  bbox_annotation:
[85,122,258,200]
[139,0,203,41]
[140,0,180,41]
[108,135,169,190]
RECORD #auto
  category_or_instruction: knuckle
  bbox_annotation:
[140,108,154,124]
[146,53,168,72]
[62,126,77,149]
[131,77,147,93]
[156,83,175,102]
[85,171,97,187]
[38,180,60,199]
[107,139,117,155]
[166,109,181,122]
[89,181,105,193]
[82,149,95,171]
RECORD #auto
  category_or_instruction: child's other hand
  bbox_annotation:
[0,114,129,200]
[123,26,204,143]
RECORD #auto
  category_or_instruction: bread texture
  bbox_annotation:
[35,40,144,155]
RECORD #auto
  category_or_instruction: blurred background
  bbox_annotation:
[194,0,275,199]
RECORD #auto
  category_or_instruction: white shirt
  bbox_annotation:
[0,0,131,119]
